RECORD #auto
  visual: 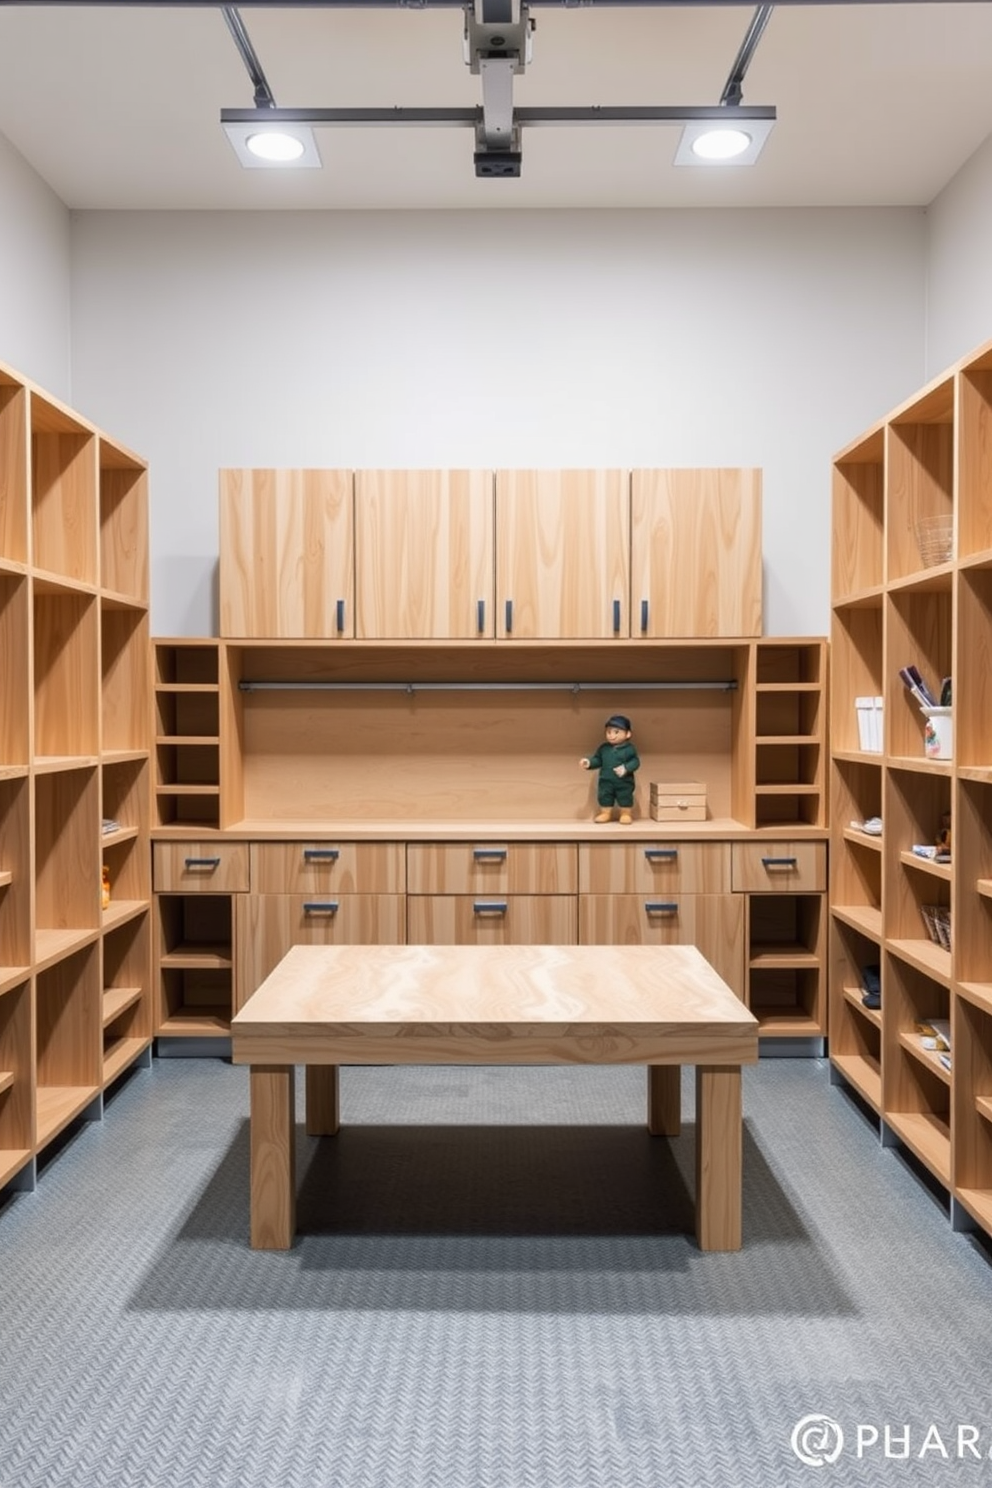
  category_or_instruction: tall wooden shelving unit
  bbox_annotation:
[0,358,151,1194]
[829,334,992,1239]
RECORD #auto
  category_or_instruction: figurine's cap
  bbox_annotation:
[605,714,631,731]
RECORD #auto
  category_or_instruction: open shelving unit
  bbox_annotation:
[829,330,992,1244]
[0,356,152,1198]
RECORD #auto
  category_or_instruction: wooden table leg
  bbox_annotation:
[695,1065,742,1252]
[306,1064,340,1136]
[647,1064,681,1136]
[249,1065,296,1250]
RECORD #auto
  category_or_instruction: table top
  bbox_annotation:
[231,944,759,1067]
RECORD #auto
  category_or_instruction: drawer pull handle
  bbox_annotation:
[613,598,621,634]
[477,599,486,634]
[336,598,346,634]
[303,901,339,915]
[645,901,679,914]
[640,598,649,634]
[304,848,340,861]
[473,900,508,915]
[505,599,513,634]
[644,848,678,862]
[762,856,798,869]
[184,857,221,870]
[473,847,507,862]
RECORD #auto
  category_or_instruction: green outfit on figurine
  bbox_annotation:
[580,714,640,824]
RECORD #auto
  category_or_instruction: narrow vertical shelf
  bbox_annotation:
[885,376,955,586]
[0,367,28,567]
[34,766,100,966]
[156,893,234,1036]
[830,600,883,757]
[99,438,148,604]
[33,580,100,763]
[153,640,221,829]
[30,391,98,586]
[884,765,952,971]
[0,979,33,1188]
[746,892,824,1035]
[953,986,992,1234]
[101,601,150,755]
[0,775,31,993]
[885,580,952,764]
[752,641,826,830]
[832,426,884,600]
[882,952,951,1185]
[35,943,101,1146]
[956,562,992,771]
[0,570,30,769]
[957,348,992,562]
[102,910,151,1082]
[828,914,882,1112]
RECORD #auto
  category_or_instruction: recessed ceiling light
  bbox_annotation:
[222,119,322,170]
[691,128,751,161]
[246,131,306,163]
[674,116,774,168]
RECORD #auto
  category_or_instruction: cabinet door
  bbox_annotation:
[355,469,494,639]
[235,893,406,1009]
[219,469,354,639]
[630,469,762,638]
[496,469,629,639]
[578,893,744,998]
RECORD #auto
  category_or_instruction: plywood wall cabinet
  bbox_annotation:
[0,357,153,1197]
[829,331,992,1246]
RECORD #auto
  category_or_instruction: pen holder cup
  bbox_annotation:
[923,707,953,761]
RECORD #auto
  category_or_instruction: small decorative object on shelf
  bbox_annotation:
[580,714,640,825]
[101,864,111,910]
[913,514,953,568]
[649,780,707,822]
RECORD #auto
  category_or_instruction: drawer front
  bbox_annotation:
[153,841,250,893]
[578,893,744,998]
[578,842,731,895]
[407,895,577,945]
[406,843,578,895]
[251,841,405,894]
[731,841,826,893]
[235,893,406,1008]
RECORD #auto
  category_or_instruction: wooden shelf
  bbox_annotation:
[0,869,11,888]
[160,944,233,969]
[975,1094,992,1125]
[884,1110,951,1186]
[897,1029,951,1085]
[751,1007,822,1037]
[35,1084,100,1146]
[886,937,952,984]
[157,1009,231,1037]
[831,904,882,939]
[102,984,143,1027]
[103,1036,151,1083]
[898,850,952,880]
[34,927,101,971]
[958,982,992,1016]
[0,1069,14,1095]
[102,900,148,931]
[841,982,882,1029]
[831,1051,882,1112]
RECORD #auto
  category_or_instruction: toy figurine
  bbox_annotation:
[580,714,640,824]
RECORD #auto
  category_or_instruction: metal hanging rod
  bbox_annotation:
[238,679,739,693]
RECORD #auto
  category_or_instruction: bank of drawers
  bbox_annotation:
[154,835,826,1027]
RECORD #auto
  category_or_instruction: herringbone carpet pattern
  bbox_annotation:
[1,1057,991,1488]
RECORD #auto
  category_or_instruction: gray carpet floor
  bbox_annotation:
[2,1055,991,1488]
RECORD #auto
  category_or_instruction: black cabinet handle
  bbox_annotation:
[644,848,678,862]
[336,598,345,633]
[303,901,339,915]
[640,599,649,634]
[473,847,507,862]
[184,857,220,870]
[505,599,513,634]
[645,901,679,914]
[613,598,621,634]
[762,856,798,868]
[473,901,508,915]
[304,848,340,862]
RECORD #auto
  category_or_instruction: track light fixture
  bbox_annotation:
[220,2,777,180]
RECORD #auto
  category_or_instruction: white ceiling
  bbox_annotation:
[0,3,991,211]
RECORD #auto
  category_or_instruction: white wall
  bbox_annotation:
[0,131,71,396]
[926,131,992,378]
[69,207,927,639]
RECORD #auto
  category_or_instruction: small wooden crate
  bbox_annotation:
[649,780,707,822]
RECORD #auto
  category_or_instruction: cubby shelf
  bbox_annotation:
[830,331,992,1246]
[0,356,152,1198]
